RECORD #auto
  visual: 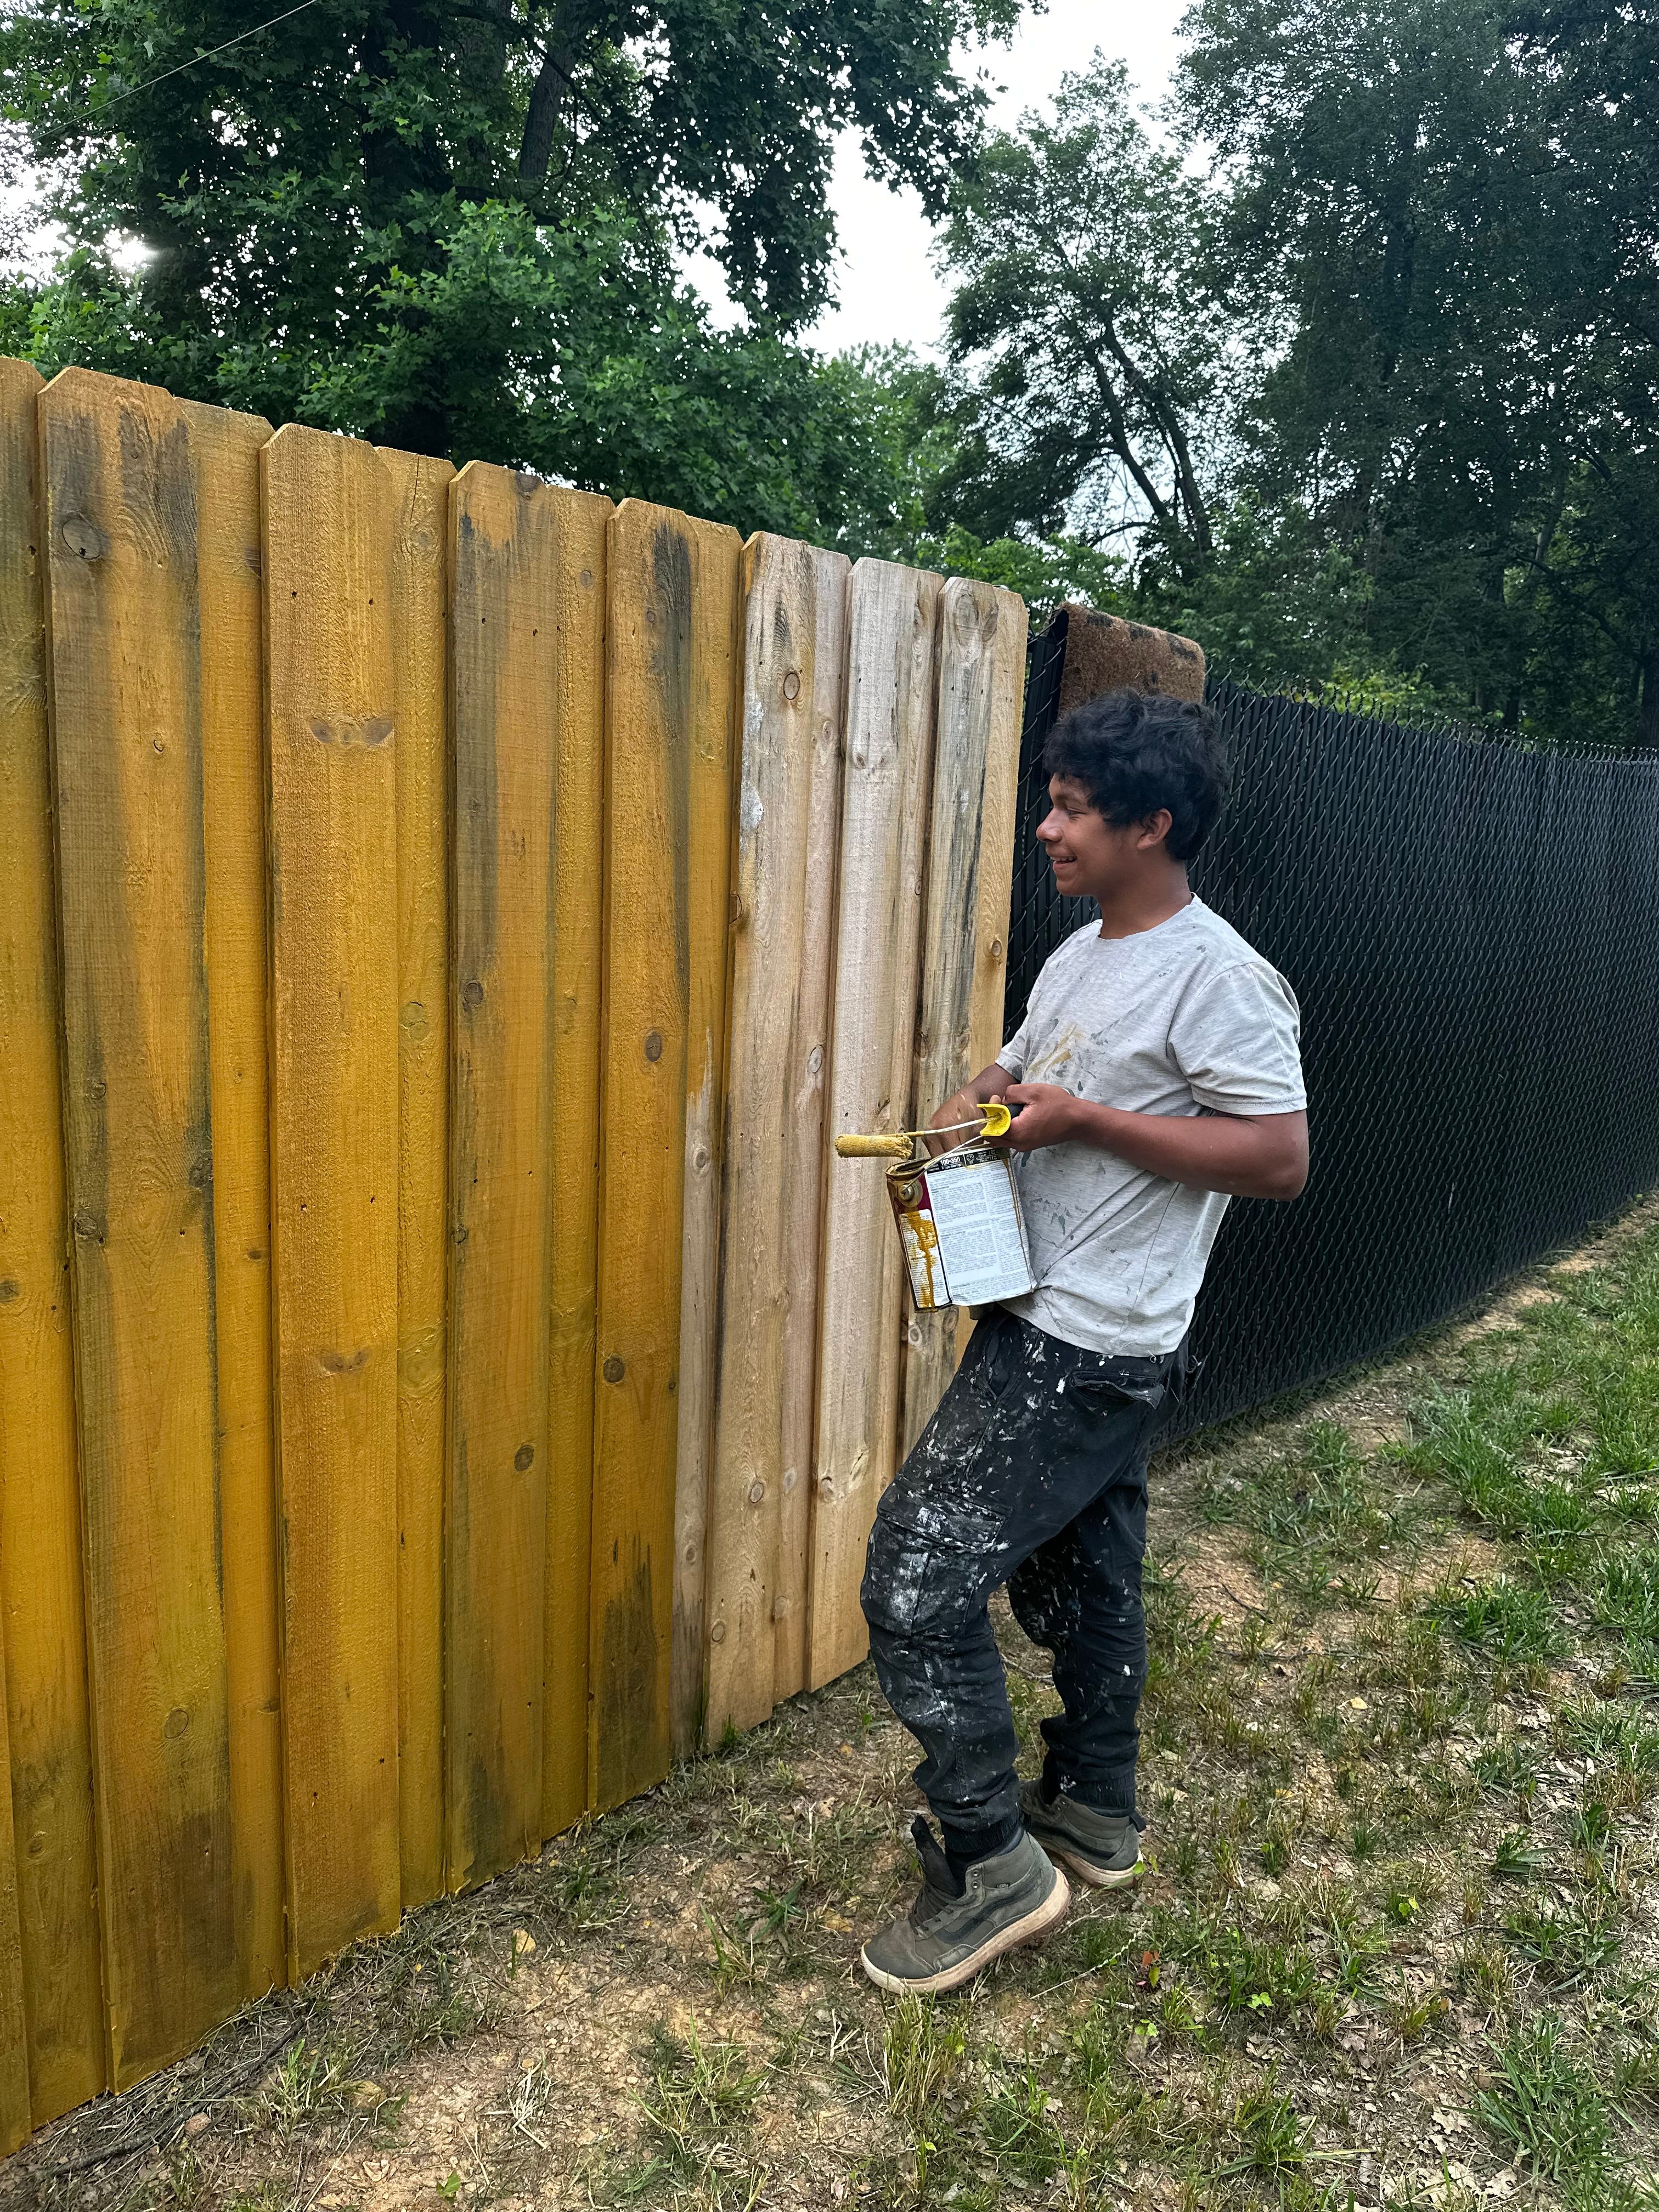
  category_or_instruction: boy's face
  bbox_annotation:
[1036,775,1171,901]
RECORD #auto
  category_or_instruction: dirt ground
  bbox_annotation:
[7,1198,1659,2212]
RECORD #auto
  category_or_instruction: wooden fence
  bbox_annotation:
[0,360,1024,2146]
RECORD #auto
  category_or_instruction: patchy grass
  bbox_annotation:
[7,1198,1659,2212]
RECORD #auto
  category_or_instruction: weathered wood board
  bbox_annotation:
[0,359,106,2124]
[380,445,452,1911]
[539,492,610,1838]
[704,537,848,1737]
[40,366,236,2084]
[264,424,401,1978]
[183,398,286,2004]
[808,560,941,1690]
[0,1650,26,2153]
[773,548,849,1703]
[591,501,737,1803]
[900,578,1026,1453]
[446,466,609,1886]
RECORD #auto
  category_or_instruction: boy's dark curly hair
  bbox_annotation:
[1042,690,1229,865]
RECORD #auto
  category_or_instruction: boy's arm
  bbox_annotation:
[922,1062,1017,1158]
[997,1082,1308,1201]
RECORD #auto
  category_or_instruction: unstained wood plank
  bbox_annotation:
[379,445,452,1911]
[900,578,1026,1454]
[183,398,286,2003]
[592,500,738,1806]
[446,466,608,1887]
[40,365,236,2084]
[264,424,401,1978]
[0,358,105,2125]
[704,537,845,1739]
[808,559,941,1690]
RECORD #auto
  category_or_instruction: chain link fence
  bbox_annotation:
[1005,630,1659,1438]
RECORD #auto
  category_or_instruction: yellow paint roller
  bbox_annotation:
[832,1099,1013,1158]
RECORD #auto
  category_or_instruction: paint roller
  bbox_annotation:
[832,1099,1016,1159]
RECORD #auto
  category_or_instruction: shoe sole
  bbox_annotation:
[1043,1843,1144,1890]
[858,1866,1072,1996]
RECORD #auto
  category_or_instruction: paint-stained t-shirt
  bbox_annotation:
[996,896,1305,1356]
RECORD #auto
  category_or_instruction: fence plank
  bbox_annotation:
[774,549,848,1703]
[264,424,401,1977]
[669,532,738,1763]
[541,490,610,1838]
[183,398,286,2002]
[704,537,842,1739]
[0,1644,27,2154]
[380,447,453,1911]
[40,365,236,2084]
[592,501,738,1806]
[900,579,1026,1454]
[446,465,566,1886]
[808,560,940,1690]
[0,359,105,2124]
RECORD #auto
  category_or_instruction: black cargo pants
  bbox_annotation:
[860,1306,1180,1865]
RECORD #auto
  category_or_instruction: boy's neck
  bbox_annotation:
[1094,864,1193,942]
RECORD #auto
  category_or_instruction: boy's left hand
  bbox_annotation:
[991,1083,1079,1151]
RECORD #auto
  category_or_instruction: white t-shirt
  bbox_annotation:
[997,896,1306,1356]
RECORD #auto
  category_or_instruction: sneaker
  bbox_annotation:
[1019,1779,1144,1888]
[859,1817,1070,1995]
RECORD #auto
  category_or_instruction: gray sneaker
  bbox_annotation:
[1019,1779,1144,1888]
[860,1817,1070,1995]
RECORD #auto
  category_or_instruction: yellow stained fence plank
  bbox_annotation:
[0,1632,28,2153]
[264,424,400,1978]
[541,490,610,1839]
[592,500,738,1807]
[704,537,845,1739]
[773,549,848,1705]
[900,578,1026,1454]
[380,445,453,1911]
[183,398,286,2003]
[447,467,608,1885]
[808,559,940,1691]
[0,358,105,2124]
[40,365,235,2084]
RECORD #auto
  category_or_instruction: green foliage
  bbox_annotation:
[0,0,1019,539]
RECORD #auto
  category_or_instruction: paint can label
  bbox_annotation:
[887,1144,1035,1310]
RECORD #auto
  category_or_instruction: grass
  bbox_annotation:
[9,1200,1659,2212]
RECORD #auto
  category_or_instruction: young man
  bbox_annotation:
[858,688,1308,1995]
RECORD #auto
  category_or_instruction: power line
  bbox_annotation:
[91,0,325,115]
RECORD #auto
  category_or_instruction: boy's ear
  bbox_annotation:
[1136,809,1175,850]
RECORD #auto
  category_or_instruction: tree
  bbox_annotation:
[1176,0,1659,744]
[933,58,1224,580]
[0,0,1021,517]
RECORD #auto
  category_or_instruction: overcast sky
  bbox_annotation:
[685,0,1191,356]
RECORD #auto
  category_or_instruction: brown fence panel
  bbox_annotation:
[900,578,1026,1453]
[40,366,236,2085]
[541,493,610,1839]
[590,501,738,1806]
[0,359,105,2128]
[808,560,941,1690]
[444,467,611,1886]
[704,538,848,1739]
[0,356,1030,2145]
[380,445,454,1914]
[263,424,402,1978]
[184,398,287,2004]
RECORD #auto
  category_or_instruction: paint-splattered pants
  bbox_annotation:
[861,1306,1180,1865]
